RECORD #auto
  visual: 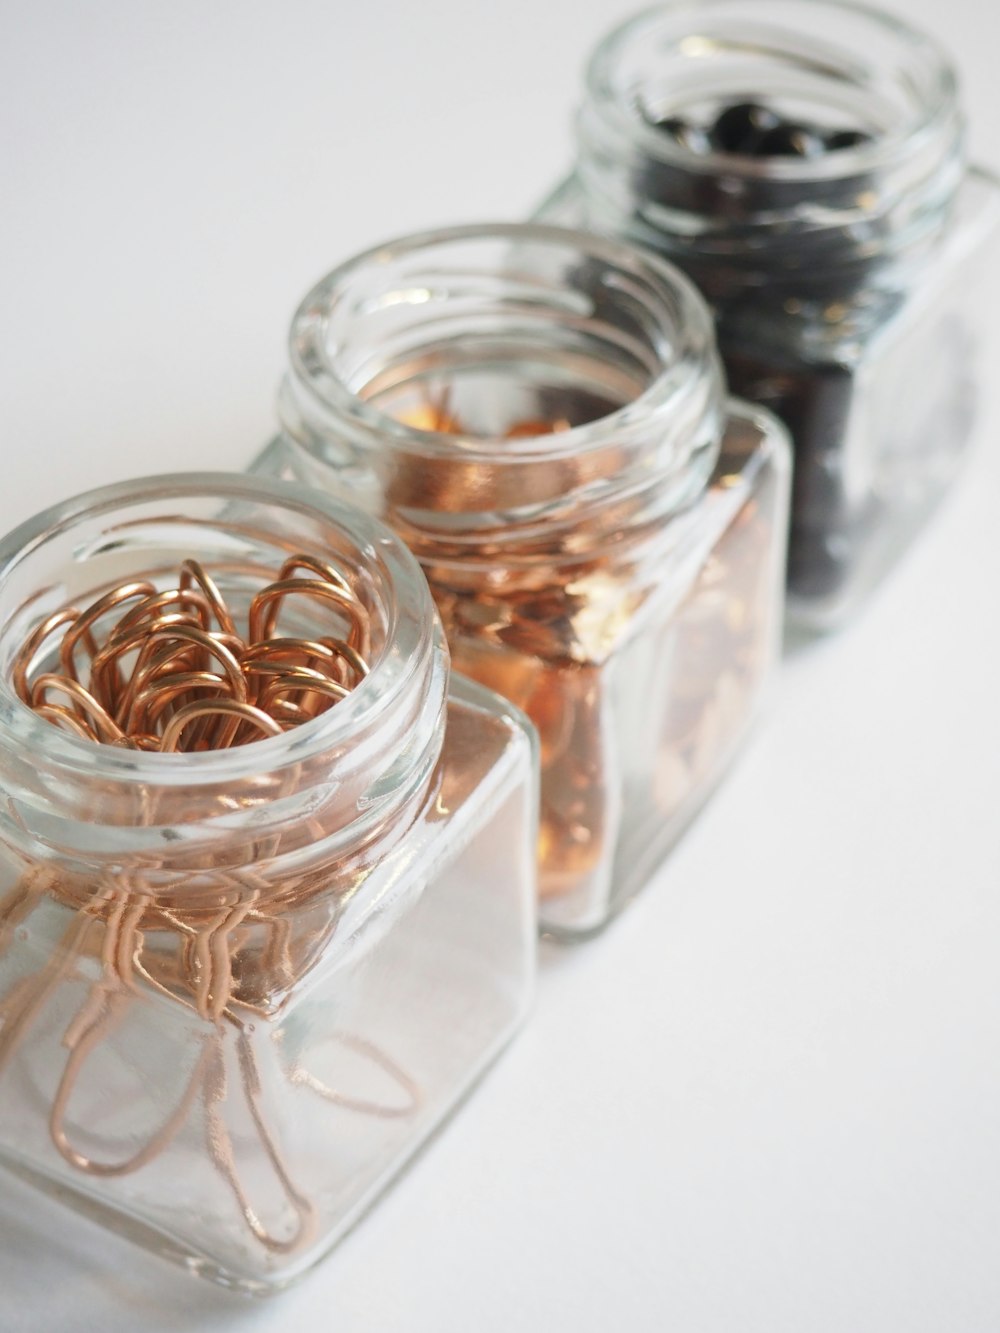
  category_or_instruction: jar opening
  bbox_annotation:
[587,0,959,183]
[283,223,725,553]
[334,262,661,443]
[576,0,964,301]
[0,474,447,867]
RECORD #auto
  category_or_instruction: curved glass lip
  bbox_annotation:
[288,220,719,463]
[585,0,960,183]
[0,471,439,788]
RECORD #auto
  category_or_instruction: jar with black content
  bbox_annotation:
[538,0,1000,627]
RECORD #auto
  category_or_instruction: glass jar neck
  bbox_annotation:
[280,223,726,568]
[574,0,965,310]
[0,474,447,892]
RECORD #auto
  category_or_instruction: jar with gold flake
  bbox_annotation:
[264,224,791,935]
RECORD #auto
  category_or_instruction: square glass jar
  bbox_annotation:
[257,224,791,935]
[0,474,537,1292]
[538,0,1000,628]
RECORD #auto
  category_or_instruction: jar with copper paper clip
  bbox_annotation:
[537,0,1000,628]
[260,223,791,936]
[0,472,536,1291]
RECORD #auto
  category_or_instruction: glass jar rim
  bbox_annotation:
[287,220,719,463]
[584,0,960,184]
[0,471,441,791]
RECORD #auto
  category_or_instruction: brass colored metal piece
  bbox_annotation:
[248,577,370,659]
[10,554,373,753]
[0,552,409,1257]
[29,674,126,743]
[180,558,237,636]
[159,697,285,752]
[58,581,157,683]
[11,609,82,705]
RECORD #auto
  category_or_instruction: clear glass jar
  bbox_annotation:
[0,473,536,1292]
[260,223,791,935]
[538,0,1000,628]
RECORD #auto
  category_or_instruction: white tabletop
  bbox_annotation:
[1,2,999,1329]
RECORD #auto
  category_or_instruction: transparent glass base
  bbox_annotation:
[0,679,536,1292]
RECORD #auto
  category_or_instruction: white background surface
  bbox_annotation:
[1,1,999,1329]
